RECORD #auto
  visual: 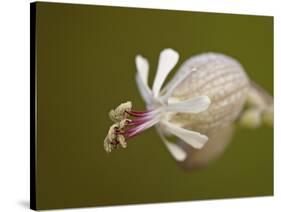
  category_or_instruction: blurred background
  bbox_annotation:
[35,2,273,209]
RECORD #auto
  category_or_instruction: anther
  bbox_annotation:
[109,101,132,122]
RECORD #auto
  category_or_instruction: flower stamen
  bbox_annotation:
[104,101,160,153]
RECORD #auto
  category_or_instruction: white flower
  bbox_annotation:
[104,48,211,161]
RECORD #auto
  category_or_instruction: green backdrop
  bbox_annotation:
[34,2,273,209]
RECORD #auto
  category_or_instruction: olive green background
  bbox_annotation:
[34,2,273,210]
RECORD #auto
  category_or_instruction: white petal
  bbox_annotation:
[135,55,149,84]
[164,141,187,161]
[135,55,153,104]
[165,96,211,113]
[161,120,208,149]
[135,73,152,104]
[152,48,179,97]
[160,67,197,102]
[156,126,187,161]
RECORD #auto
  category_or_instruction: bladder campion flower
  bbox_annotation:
[104,48,273,169]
